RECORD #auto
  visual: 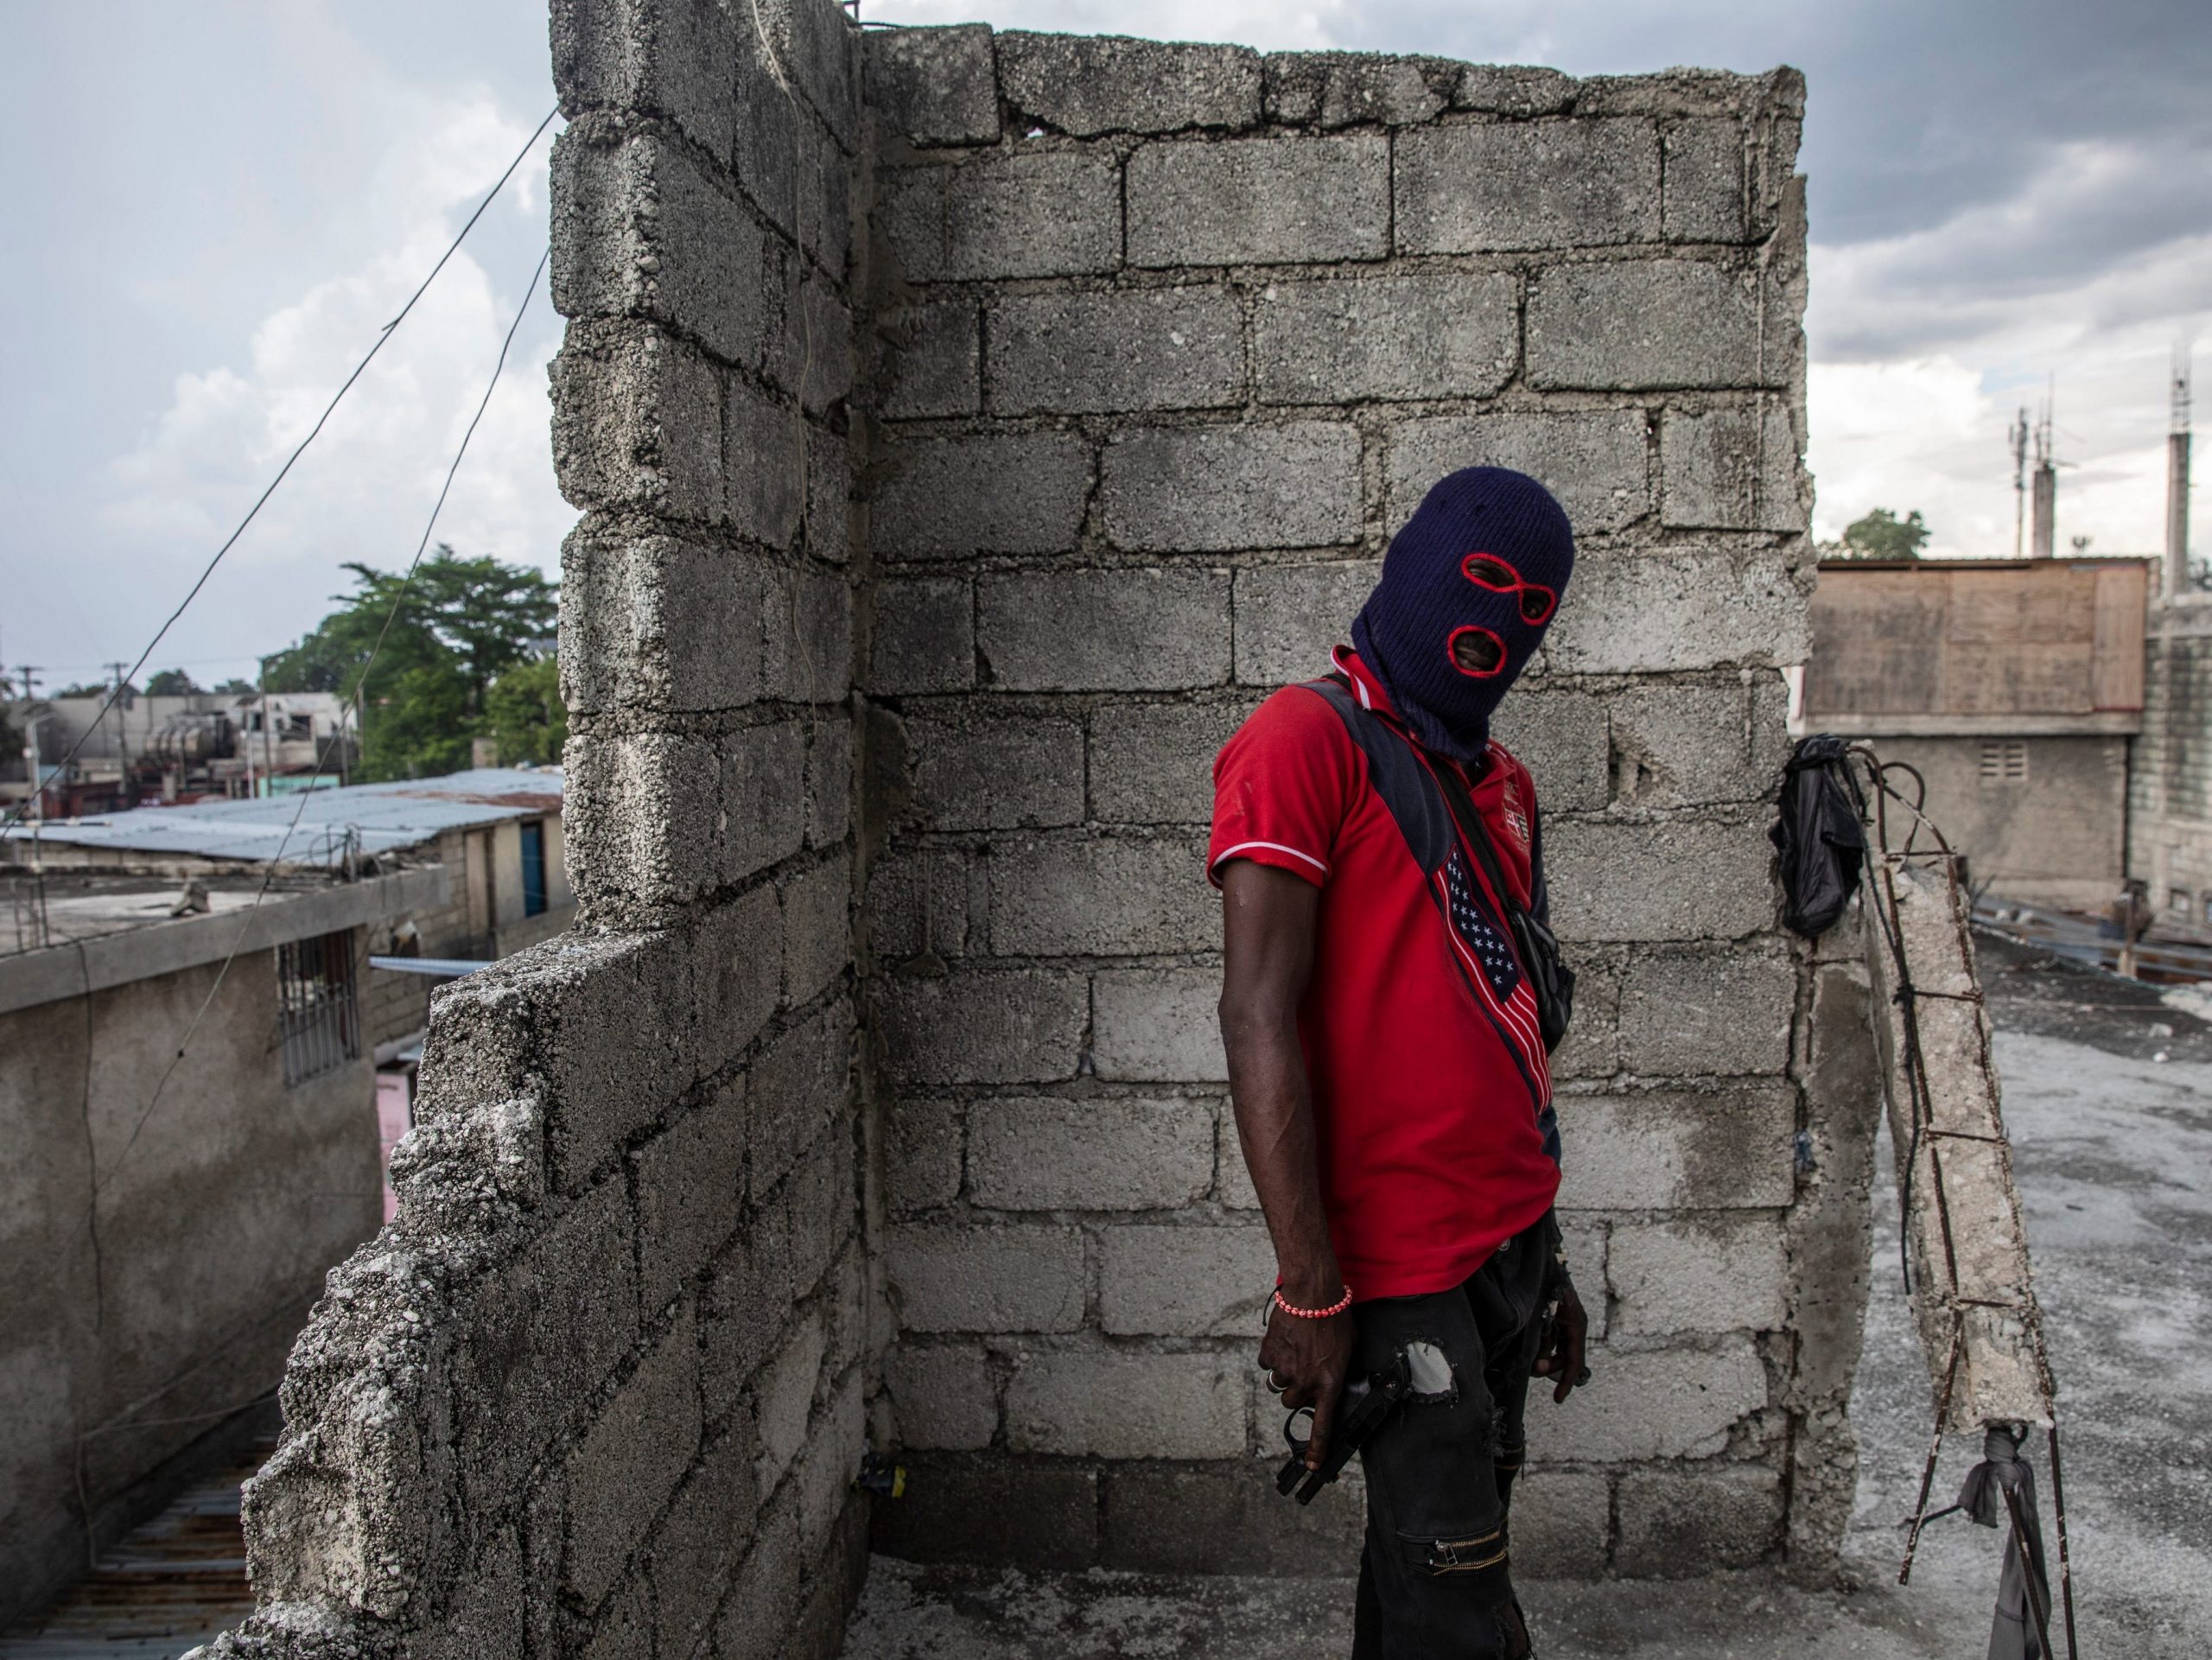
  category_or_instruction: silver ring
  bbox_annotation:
[1264,1374,1287,1395]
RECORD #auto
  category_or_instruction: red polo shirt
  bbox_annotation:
[1209,646,1560,1301]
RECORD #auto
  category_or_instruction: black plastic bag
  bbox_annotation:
[1771,734,1866,937]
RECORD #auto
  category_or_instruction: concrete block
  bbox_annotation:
[998,32,1261,135]
[1232,561,1378,686]
[863,847,975,964]
[988,836,1215,956]
[552,0,738,156]
[1264,52,1444,127]
[1542,815,1777,943]
[1101,1464,1365,1573]
[1660,404,1802,531]
[988,286,1243,415]
[758,563,851,704]
[803,715,851,849]
[779,0,862,154]
[877,150,1121,282]
[779,855,851,1008]
[692,884,780,1078]
[551,327,722,525]
[978,568,1230,692]
[1527,261,1774,390]
[755,1307,828,1491]
[886,1224,1087,1332]
[1508,1471,1611,1580]
[909,714,1086,830]
[868,576,974,694]
[886,1097,961,1216]
[1128,136,1389,267]
[784,1114,858,1295]
[1490,688,1610,814]
[1395,119,1660,252]
[1090,701,1251,824]
[863,23,999,145]
[1005,1349,1247,1459]
[1610,1213,1788,1335]
[1091,967,1228,1082]
[1388,410,1650,537]
[648,1412,763,1657]
[1523,1337,1765,1464]
[718,720,810,885]
[702,1205,794,1415]
[715,1487,802,1660]
[873,429,1090,560]
[1606,679,1770,807]
[1545,954,1619,1081]
[873,302,979,420]
[724,376,805,550]
[1541,545,1808,673]
[632,1081,747,1312]
[1255,273,1516,405]
[885,1343,999,1450]
[1099,1223,1274,1334]
[1104,423,1362,553]
[581,1577,651,1660]
[1552,1088,1795,1209]
[749,1002,855,1204]
[552,130,777,374]
[797,1371,867,1555]
[1452,64,1576,117]
[560,530,763,716]
[563,1306,702,1608]
[804,424,855,565]
[968,1095,1215,1210]
[1615,1462,1784,1573]
[876,969,1087,1084]
[1663,118,1748,243]
[1618,939,1796,1077]
[871,1453,1097,1568]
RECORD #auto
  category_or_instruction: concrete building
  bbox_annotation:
[3,690,359,815]
[0,864,444,1628]
[3,766,574,1048]
[1801,557,2150,907]
[196,11,1881,1660]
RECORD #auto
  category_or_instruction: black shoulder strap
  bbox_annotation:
[1300,677,1454,876]
[1428,748,1525,930]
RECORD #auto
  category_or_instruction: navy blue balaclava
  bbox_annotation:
[1350,467,1574,765]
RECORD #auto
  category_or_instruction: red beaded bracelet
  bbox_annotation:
[1272,1283,1354,1319]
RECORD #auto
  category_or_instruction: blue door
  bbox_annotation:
[519,821,548,917]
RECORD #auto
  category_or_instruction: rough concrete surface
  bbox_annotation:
[839,935,2212,1655]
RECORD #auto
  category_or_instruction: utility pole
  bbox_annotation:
[2169,349,2194,600]
[106,659,132,798]
[2009,409,2031,559]
[2029,389,2058,560]
[16,665,41,703]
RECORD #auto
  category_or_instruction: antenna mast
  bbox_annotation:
[2010,407,2031,559]
[2169,348,2194,597]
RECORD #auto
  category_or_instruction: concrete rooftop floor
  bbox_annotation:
[841,932,2212,1657]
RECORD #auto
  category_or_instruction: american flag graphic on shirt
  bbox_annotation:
[1438,842,1553,1109]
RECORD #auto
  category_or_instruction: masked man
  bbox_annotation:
[1210,467,1590,1659]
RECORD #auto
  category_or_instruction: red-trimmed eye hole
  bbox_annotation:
[1517,584,1557,625]
[1462,553,1519,590]
[1448,626,1506,677]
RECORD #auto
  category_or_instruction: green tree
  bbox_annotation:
[213,677,258,696]
[1839,507,1930,561]
[143,667,203,696]
[263,547,558,781]
[485,655,568,767]
[55,680,127,699]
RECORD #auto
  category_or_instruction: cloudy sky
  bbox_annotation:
[3,0,2209,690]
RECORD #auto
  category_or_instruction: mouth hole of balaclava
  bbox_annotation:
[1448,626,1506,677]
[1460,552,1558,626]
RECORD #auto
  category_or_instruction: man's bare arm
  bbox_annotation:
[1217,859,1355,1467]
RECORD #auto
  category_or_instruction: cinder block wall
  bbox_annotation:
[2129,602,2212,904]
[210,2,873,1657]
[857,26,1857,1578]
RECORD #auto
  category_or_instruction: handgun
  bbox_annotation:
[1274,1352,1411,1505]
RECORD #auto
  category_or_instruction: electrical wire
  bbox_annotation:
[1,104,558,843]
[92,245,551,1203]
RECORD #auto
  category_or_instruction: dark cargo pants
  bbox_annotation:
[1351,1212,1557,1659]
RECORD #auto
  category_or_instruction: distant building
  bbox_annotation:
[3,690,360,814]
[1800,557,2151,907]
[0,864,443,1624]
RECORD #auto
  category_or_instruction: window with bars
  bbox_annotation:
[1977,740,2029,782]
[277,930,360,1086]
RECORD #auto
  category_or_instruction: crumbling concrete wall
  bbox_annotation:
[207,2,872,1657]
[2129,596,2212,910]
[856,26,1854,1577]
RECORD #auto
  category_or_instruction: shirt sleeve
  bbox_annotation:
[1207,686,1357,889]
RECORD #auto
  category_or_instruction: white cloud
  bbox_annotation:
[94,98,565,670]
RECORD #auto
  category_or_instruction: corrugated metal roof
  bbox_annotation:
[10,768,563,868]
